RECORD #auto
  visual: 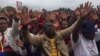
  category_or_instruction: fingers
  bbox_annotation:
[84,1,88,8]
[84,1,92,9]
[97,6,99,10]
[89,2,92,8]
[78,1,93,17]
[86,1,89,7]
[80,4,83,9]
[97,5,100,11]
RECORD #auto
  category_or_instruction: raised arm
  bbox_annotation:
[72,2,93,42]
[59,2,92,40]
[18,7,42,45]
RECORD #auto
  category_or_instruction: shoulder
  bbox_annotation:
[4,28,12,35]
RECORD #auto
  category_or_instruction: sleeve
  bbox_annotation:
[70,34,81,49]
[27,33,43,46]
[95,31,100,41]
[10,19,20,38]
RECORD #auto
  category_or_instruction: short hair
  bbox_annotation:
[43,22,53,30]
[81,19,96,33]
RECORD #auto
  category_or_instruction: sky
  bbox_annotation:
[0,0,100,11]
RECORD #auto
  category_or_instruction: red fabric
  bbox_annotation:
[37,15,46,29]
[4,46,13,52]
[0,46,2,52]
[64,36,71,44]
[0,35,13,52]
[0,44,13,52]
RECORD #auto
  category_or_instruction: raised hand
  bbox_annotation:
[76,1,93,18]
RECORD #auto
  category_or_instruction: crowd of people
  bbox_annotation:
[0,1,100,56]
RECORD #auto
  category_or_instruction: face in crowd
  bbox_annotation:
[81,19,96,40]
[43,22,56,38]
[61,20,69,29]
[0,17,8,33]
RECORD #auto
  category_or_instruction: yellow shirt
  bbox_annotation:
[50,38,61,56]
[0,41,4,52]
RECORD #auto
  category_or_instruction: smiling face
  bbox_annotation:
[0,17,8,33]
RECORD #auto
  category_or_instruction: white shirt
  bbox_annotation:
[95,29,100,41]
[0,20,20,51]
[71,34,99,56]
[0,20,27,55]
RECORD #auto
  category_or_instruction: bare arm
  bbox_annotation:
[72,2,93,42]
[58,15,82,38]
[59,2,92,42]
